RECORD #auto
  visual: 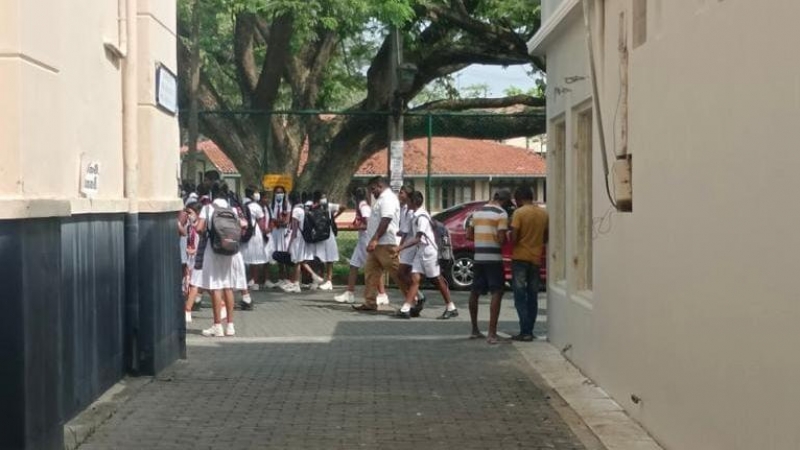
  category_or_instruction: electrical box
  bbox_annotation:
[612,156,632,211]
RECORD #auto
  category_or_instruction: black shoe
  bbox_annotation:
[240,302,254,311]
[510,334,534,342]
[437,309,459,320]
[410,296,426,317]
[392,310,411,319]
[352,304,378,312]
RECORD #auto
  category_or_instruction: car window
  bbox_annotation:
[432,204,468,222]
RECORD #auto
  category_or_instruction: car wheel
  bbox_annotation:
[448,252,474,290]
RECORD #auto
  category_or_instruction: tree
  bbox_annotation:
[177,0,546,198]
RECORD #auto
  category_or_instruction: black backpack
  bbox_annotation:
[241,201,255,243]
[302,204,332,243]
[417,213,454,263]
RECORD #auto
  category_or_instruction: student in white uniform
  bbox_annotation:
[397,185,422,306]
[264,185,292,288]
[395,191,457,319]
[240,187,269,290]
[334,187,389,304]
[310,191,344,291]
[283,191,323,293]
[195,182,247,337]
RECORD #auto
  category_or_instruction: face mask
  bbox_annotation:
[253,193,261,202]
[275,193,285,202]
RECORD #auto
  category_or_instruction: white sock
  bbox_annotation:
[446,302,457,311]
[400,303,412,313]
[242,294,252,304]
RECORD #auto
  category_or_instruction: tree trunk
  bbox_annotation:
[185,0,201,185]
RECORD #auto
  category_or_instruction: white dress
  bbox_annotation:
[240,201,268,264]
[312,202,340,263]
[349,201,372,268]
[197,199,248,290]
[266,202,292,264]
[399,205,417,265]
[289,205,314,263]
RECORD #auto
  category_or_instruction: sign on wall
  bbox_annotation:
[390,140,404,191]
[155,64,178,115]
[81,161,100,198]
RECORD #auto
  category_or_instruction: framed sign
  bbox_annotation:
[155,64,178,115]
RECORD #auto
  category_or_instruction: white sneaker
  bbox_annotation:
[219,306,228,320]
[185,311,192,324]
[376,293,390,305]
[248,283,260,291]
[334,291,355,303]
[225,323,235,336]
[282,282,301,293]
[201,323,224,337]
[312,274,325,285]
[263,280,277,289]
[318,280,333,291]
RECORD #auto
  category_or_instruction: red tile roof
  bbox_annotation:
[180,140,238,174]
[356,137,546,177]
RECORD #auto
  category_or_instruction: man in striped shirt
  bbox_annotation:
[466,189,511,344]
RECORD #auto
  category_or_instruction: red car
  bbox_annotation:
[433,201,547,291]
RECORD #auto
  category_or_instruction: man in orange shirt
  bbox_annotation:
[510,186,548,341]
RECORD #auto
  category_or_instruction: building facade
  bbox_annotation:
[354,137,547,212]
[0,1,182,448]
[530,1,800,449]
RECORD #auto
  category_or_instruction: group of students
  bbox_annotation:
[177,170,350,337]
[177,172,547,344]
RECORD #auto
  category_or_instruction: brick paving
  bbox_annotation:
[79,287,594,450]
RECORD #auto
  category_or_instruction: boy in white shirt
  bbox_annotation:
[395,191,457,319]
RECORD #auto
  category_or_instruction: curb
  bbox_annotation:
[63,376,154,450]
[516,341,664,450]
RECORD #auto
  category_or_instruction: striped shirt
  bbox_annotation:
[471,204,508,263]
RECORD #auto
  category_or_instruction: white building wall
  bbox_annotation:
[0,0,180,218]
[534,1,800,449]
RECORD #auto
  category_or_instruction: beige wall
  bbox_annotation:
[0,0,180,218]
[534,1,800,449]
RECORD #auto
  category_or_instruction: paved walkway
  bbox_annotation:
[79,287,602,450]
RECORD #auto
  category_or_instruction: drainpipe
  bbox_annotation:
[122,0,141,373]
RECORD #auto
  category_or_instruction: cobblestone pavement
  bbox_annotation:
[80,287,598,450]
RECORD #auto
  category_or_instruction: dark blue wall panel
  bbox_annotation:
[0,211,183,449]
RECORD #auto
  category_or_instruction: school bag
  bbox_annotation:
[417,213,454,263]
[210,205,242,255]
[302,204,332,243]
[241,200,256,243]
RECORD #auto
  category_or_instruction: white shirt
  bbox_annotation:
[245,200,265,226]
[291,204,305,231]
[357,201,372,239]
[412,208,436,249]
[366,187,400,245]
[399,205,414,236]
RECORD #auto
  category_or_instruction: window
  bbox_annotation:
[575,108,593,290]
[551,120,567,283]
[438,181,474,209]
[633,0,647,48]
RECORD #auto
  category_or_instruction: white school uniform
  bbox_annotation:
[410,208,441,278]
[349,201,372,268]
[311,203,340,263]
[399,205,417,265]
[240,200,268,264]
[289,204,314,263]
[266,202,292,263]
[197,199,248,290]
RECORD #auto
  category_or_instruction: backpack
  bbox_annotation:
[241,201,255,243]
[417,213,454,263]
[209,205,242,255]
[302,204,332,243]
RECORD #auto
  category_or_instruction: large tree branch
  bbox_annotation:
[412,95,545,112]
[233,13,258,102]
[252,13,294,110]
